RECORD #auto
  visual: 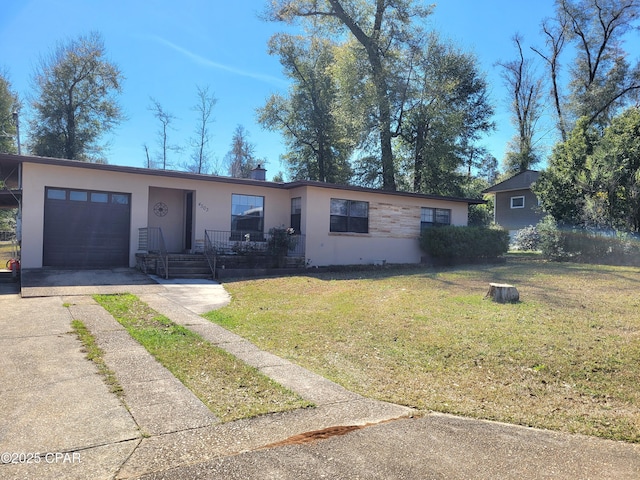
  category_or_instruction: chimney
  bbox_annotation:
[250,164,266,181]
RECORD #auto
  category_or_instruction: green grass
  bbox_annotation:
[204,257,640,442]
[94,294,311,422]
[70,319,124,398]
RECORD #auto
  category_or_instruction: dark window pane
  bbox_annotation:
[349,216,368,233]
[290,213,301,233]
[436,209,450,224]
[421,208,434,223]
[330,198,369,233]
[349,201,368,218]
[330,215,348,232]
[330,198,348,216]
[291,197,302,214]
[232,194,264,233]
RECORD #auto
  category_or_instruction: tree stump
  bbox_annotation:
[486,283,519,303]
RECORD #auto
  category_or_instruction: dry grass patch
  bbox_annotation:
[95,294,310,422]
[204,258,640,442]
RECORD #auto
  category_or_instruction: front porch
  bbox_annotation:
[136,227,306,279]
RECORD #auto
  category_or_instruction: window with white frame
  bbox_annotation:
[330,198,369,233]
[510,196,525,209]
[421,207,451,230]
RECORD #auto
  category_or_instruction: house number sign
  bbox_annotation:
[153,202,168,217]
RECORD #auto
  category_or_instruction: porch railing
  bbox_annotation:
[138,227,169,279]
[203,229,217,277]
[204,230,305,257]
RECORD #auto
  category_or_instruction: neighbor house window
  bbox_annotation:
[290,197,301,233]
[510,196,525,209]
[330,198,369,233]
[231,194,264,236]
[421,207,451,230]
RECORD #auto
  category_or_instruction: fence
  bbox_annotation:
[204,230,305,257]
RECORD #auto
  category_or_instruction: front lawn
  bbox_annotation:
[204,257,640,442]
[95,294,310,422]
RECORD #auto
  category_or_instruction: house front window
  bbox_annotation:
[421,207,451,230]
[330,198,369,233]
[231,194,264,239]
[510,196,525,209]
[291,197,301,233]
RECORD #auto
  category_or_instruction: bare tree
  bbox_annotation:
[533,0,640,138]
[561,0,640,127]
[148,97,179,170]
[532,16,568,141]
[226,125,259,178]
[185,85,217,174]
[498,34,544,173]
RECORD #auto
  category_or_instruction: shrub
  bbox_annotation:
[562,231,640,265]
[420,226,509,264]
[512,225,540,251]
[267,226,297,256]
[537,215,640,265]
[467,203,493,227]
[537,216,566,261]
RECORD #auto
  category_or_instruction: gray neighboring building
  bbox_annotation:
[482,170,544,236]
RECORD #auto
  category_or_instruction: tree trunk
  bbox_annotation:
[486,283,519,303]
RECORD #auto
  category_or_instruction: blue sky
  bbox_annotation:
[1,1,565,178]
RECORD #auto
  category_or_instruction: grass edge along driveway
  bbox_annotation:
[94,293,311,423]
[204,258,640,443]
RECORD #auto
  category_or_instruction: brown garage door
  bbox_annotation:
[43,187,131,268]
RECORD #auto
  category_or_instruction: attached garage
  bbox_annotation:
[43,187,131,268]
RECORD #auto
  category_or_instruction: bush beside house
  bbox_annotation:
[536,216,640,266]
[537,216,640,265]
[420,226,510,265]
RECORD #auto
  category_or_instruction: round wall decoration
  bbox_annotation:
[153,202,169,217]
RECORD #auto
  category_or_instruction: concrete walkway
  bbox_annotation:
[1,270,639,479]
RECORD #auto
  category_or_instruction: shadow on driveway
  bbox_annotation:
[20,267,163,298]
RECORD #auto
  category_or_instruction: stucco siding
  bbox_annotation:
[21,163,293,268]
[22,163,151,268]
[301,186,468,266]
[19,159,474,269]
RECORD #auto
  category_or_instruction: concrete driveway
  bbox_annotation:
[1,269,639,479]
